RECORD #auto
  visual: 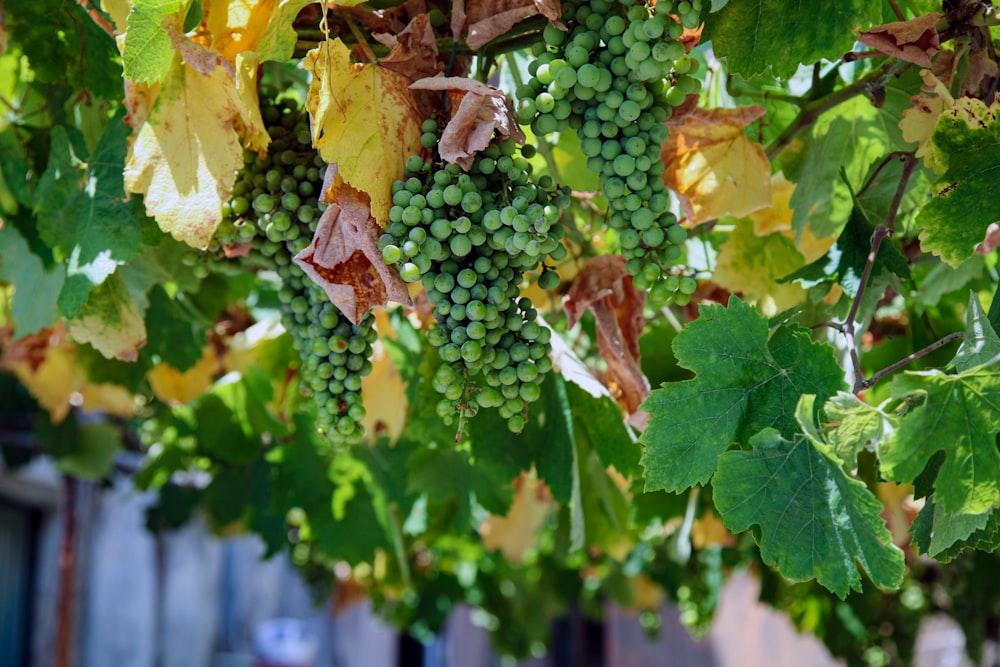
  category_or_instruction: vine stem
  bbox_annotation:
[55,476,77,667]
[855,151,913,199]
[765,59,907,160]
[862,332,966,389]
[842,155,919,393]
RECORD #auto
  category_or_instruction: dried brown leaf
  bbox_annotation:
[563,255,649,413]
[373,14,443,83]
[858,13,941,68]
[294,169,412,325]
[454,0,563,51]
[410,77,525,169]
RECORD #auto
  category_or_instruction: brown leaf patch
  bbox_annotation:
[453,0,562,51]
[294,169,412,325]
[858,13,940,68]
[563,255,649,413]
[411,77,525,169]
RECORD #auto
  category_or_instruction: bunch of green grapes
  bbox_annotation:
[515,0,704,290]
[379,120,568,433]
[219,94,375,445]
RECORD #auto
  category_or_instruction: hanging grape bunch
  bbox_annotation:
[515,0,704,290]
[219,92,376,445]
[379,119,570,433]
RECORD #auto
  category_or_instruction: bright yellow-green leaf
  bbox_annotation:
[304,39,423,225]
[66,272,147,361]
[124,61,246,248]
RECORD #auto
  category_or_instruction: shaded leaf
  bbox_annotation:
[144,285,206,372]
[294,173,411,325]
[639,297,846,493]
[411,77,525,170]
[911,495,992,559]
[661,105,772,223]
[564,255,649,413]
[304,38,423,225]
[714,428,905,597]
[374,14,443,84]
[55,421,123,480]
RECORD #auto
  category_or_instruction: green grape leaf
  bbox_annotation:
[713,429,905,597]
[0,222,65,336]
[910,495,993,559]
[143,285,207,372]
[123,0,185,84]
[824,392,899,466]
[881,365,1000,514]
[703,1,881,78]
[566,382,638,478]
[640,297,845,493]
[913,257,987,310]
[952,293,1000,372]
[916,98,1000,267]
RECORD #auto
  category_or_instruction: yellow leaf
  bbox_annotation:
[749,173,836,263]
[628,574,665,611]
[691,510,734,549]
[899,70,953,173]
[713,218,808,317]
[148,345,221,404]
[661,106,773,223]
[304,39,423,225]
[1,327,136,422]
[360,340,408,441]
[124,61,246,248]
[100,0,131,33]
[234,52,269,151]
[480,473,555,563]
[205,0,279,64]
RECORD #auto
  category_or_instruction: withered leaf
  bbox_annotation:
[453,0,562,51]
[563,255,649,414]
[410,77,525,169]
[858,13,941,68]
[294,170,412,325]
[373,14,443,83]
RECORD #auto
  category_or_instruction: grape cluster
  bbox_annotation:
[220,95,375,445]
[380,120,568,433]
[515,0,703,290]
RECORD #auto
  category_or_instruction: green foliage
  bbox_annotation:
[2,0,1000,663]
[640,297,845,492]
[703,1,881,78]
[713,428,904,597]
